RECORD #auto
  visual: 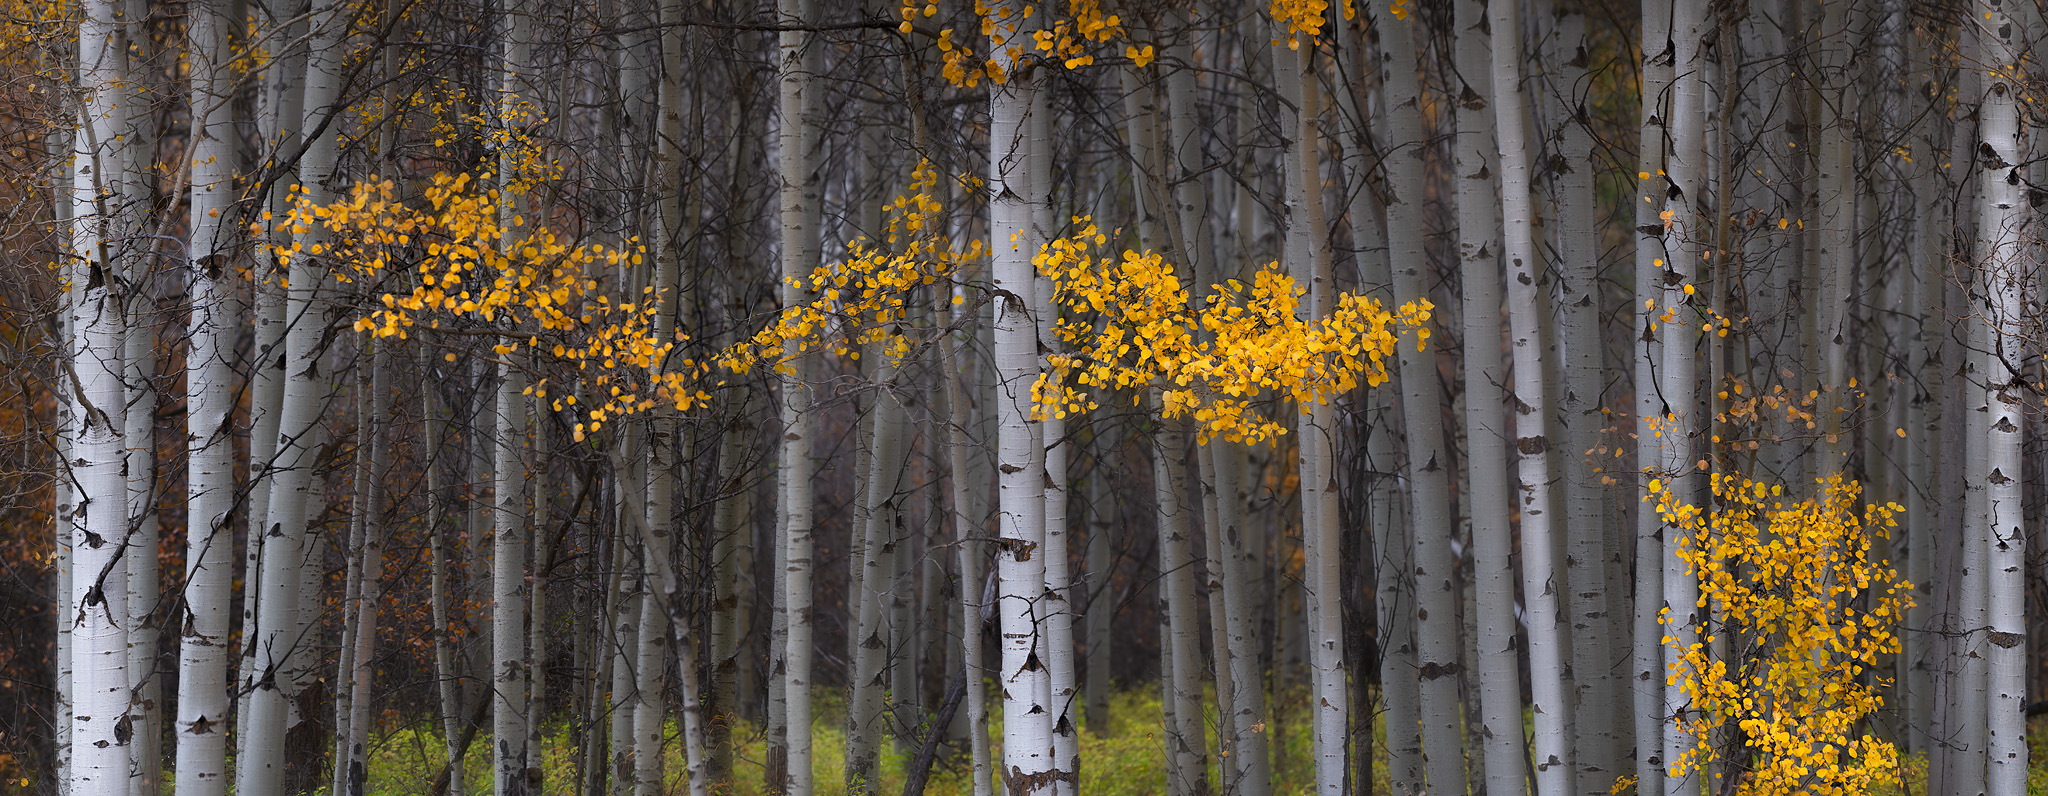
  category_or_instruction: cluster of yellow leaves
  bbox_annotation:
[1651,473,1910,796]
[1033,218,1429,444]
[929,0,1123,88]
[719,160,983,374]
[1270,0,1333,43]
[268,172,708,443]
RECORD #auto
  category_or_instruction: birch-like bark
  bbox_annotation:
[1274,36,1353,796]
[1542,6,1619,787]
[1153,421,1208,796]
[1450,4,1527,794]
[1369,5,1461,794]
[632,567,666,796]
[776,1,822,793]
[1975,2,2028,789]
[119,1,158,784]
[608,501,639,796]
[175,1,235,791]
[849,370,911,796]
[69,1,131,790]
[941,327,994,796]
[987,2,1057,793]
[241,0,344,788]
[1332,10,1420,793]
[425,352,468,794]
[337,345,389,796]
[53,116,74,796]
[493,359,531,796]
[1632,0,1674,790]
[1816,0,1856,478]
[1491,1,1573,791]
[1662,3,1707,793]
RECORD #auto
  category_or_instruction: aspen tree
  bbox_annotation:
[777,0,823,793]
[850,366,912,796]
[1368,3,1462,794]
[1025,27,1078,795]
[174,1,235,791]
[1660,2,1708,793]
[241,0,346,787]
[51,113,74,796]
[1153,420,1208,796]
[1330,8,1421,792]
[1974,0,2028,789]
[1632,1,1674,791]
[336,346,389,796]
[115,2,158,788]
[425,352,467,794]
[1815,0,1855,478]
[1268,22,1355,796]
[68,0,132,791]
[1490,0,1573,790]
[1450,3,1527,795]
[986,2,1058,794]
[940,329,994,796]
[1542,6,1620,786]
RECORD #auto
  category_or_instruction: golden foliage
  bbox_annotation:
[268,171,709,443]
[719,159,982,375]
[1031,218,1428,444]
[1651,474,1911,796]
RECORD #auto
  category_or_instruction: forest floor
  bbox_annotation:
[362,692,2048,796]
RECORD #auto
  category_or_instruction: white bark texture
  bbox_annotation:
[1152,422,1207,796]
[1451,5,1527,795]
[241,0,345,788]
[174,1,234,791]
[989,2,1057,794]
[69,1,132,790]
[941,331,995,796]
[494,361,531,796]
[339,346,390,796]
[1491,1,1573,791]
[1976,1,2028,789]
[1275,37,1351,796]
[1631,0,1673,790]
[776,0,822,793]
[850,371,911,795]
[1661,3,1707,793]
[1371,5,1462,794]
[1543,6,1620,787]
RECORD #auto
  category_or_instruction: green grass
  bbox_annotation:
[362,686,1355,796]
[360,694,2048,796]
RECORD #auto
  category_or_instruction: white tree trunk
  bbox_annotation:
[69,1,132,789]
[1275,37,1353,796]
[1542,6,1620,787]
[1661,3,1707,794]
[119,2,158,784]
[776,1,822,793]
[424,351,468,795]
[988,2,1057,793]
[493,361,531,796]
[1369,5,1462,794]
[1631,0,1674,791]
[941,329,994,796]
[240,0,345,788]
[1490,2,1573,792]
[175,1,234,791]
[337,345,389,796]
[1451,4,1528,795]
[1153,421,1207,796]
[1975,2,2028,789]
[850,370,911,795]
